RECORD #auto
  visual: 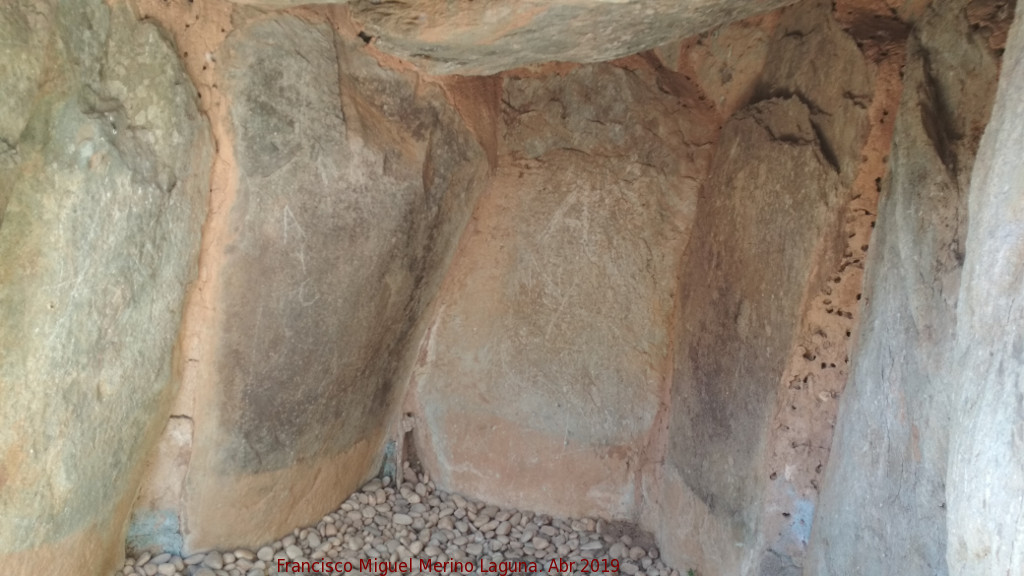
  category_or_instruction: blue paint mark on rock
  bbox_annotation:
[789,496,815,544]
[126,509,183,556]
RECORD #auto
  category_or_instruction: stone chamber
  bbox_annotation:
[0,0,1022,574]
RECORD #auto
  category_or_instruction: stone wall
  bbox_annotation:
[407,59,717,522]
[947,5,1024,572]
[650,3,876,573]
[808,0,1010,573]
[137,10,491,552]
[0,0,1021,574]
[0,1,211,574]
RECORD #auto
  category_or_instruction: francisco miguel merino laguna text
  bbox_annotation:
[276,557,622,575]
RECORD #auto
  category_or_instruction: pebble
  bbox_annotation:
[202,551,223,570]
[284,544,303,559]
[115,461,676,576]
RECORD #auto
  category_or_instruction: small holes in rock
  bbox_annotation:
[770,472,778,480]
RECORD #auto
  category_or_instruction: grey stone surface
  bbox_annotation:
[947,5,1024,574]
[758,0,875,184]
[349,0,800,75]
[662,5,872,571]
[668,96,844,551]
[806,0,1005,574]
[205,15,487,474]
[0,0,51,150]
[176,15,489,549]
[0,0,211,569]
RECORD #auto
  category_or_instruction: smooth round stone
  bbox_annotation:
[203,551,224,570]
[256,547,274,562]
[156,563,176,575]
[185,554,205,566]
[495,521,512,536]
[393,513,413,526]
[285,544,303,560]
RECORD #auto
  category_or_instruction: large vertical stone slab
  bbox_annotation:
[410,62,717,520]
[0,0,212,574]
[946,5,1024,574]
[658,97,845,575]
[655,3,872,573]
[807,0,1006,573]
[178,15,489,549]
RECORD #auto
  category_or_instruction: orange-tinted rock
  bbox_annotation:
[409,62,716,520]
[164,14,489,550]
[654,3,874,573]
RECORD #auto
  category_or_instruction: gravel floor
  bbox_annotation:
[118,463,682,576]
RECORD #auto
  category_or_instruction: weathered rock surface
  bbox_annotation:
[658,96,845,575]
[349,0,800,75]
[173,14,489,551]
[945,4,1023,574]
[757,0,875,183]
[807,0,1007,574]
[409,61,716,521]
[0,0,211,574]
[654,3,872,573]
